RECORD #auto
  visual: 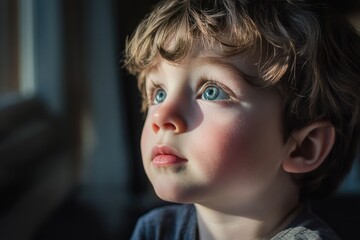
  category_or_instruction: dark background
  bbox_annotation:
[0,0,359,239]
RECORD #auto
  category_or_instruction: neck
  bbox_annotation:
[195,202,301,240]
[195,176,301,240]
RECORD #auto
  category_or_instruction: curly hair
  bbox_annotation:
[124,0,360,200]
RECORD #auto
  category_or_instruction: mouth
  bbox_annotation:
[151,145,188,167]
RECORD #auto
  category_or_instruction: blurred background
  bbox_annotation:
[0,0,359,239]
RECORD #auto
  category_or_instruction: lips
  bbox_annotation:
[151,145,187,167]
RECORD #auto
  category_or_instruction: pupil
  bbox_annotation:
[206,87,218,99]
[156,90,166,102]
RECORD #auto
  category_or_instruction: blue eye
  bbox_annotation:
[201,85,229,101]
[154,89,167,104]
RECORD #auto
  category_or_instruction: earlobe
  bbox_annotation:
[283,122,335,174]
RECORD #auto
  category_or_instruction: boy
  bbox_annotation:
[124,0,360,239]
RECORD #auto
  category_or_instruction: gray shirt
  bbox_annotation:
[131,204,341,240]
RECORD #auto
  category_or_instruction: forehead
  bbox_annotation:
[147,50,261,79]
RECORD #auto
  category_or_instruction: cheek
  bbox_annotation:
[190,113,255,180]
[190,106,283,186]
[140,117,154,163]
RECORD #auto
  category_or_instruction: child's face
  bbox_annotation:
[140,51,292,208]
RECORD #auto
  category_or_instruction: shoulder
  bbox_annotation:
[130,204,197,240]
[273,207,341,240]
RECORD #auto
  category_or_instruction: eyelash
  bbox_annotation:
[197,78,233,100]
[147,82,163,106]
[146,78,234,105]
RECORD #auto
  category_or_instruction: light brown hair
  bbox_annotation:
[124,0,360,200]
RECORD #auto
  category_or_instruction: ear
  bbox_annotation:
[283,121,335,173]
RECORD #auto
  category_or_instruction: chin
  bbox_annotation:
[154,189,191,204]
[152,184,199,204]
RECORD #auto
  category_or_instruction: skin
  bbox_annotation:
[140,52,301,239]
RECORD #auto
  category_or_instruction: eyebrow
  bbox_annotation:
[145,56,261,87]
[197,57,260,85]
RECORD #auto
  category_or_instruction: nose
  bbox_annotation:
[151,100,187,134]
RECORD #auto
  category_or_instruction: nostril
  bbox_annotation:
[152,123,160,133]
[151,112,186,134]
[163,123,176,131]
